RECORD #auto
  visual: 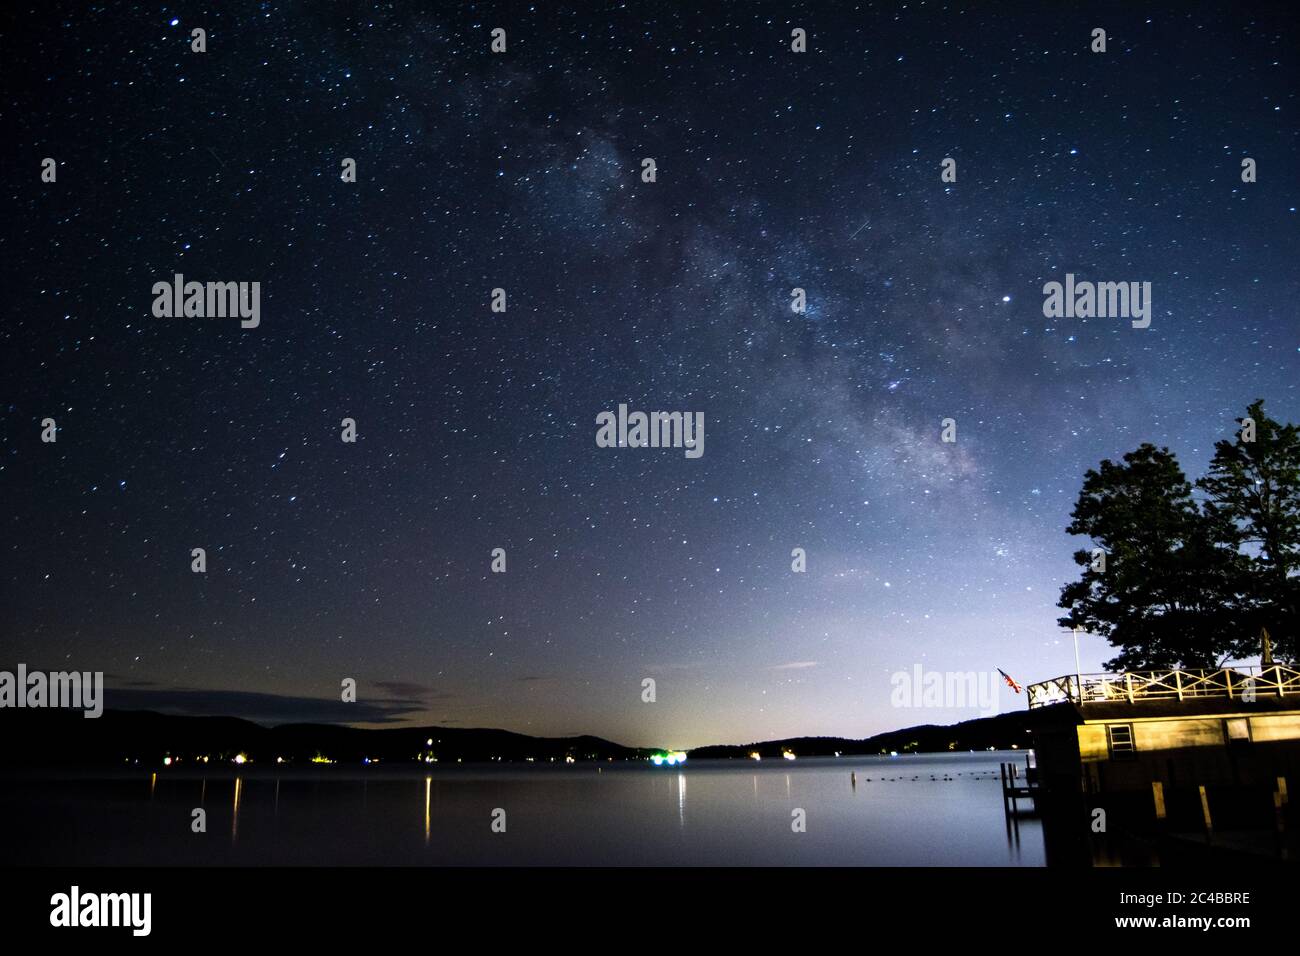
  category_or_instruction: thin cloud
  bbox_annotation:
[372,680,454,701]
[104,687,424,726]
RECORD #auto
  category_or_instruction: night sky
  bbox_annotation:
[3,2,1297,748]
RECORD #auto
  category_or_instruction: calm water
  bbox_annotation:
[1,752,1045,865]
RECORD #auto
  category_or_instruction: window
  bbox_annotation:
[1107,723,1135,760]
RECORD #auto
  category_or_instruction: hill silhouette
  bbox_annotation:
[1,707,1034,767]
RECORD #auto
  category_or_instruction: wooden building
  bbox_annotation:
[1026,666,1300,840]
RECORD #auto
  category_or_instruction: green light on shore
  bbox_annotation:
[650,751,688,766]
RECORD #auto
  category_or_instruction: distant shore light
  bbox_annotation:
[651,750,688,766]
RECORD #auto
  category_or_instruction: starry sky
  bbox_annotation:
[3,2,1298,748]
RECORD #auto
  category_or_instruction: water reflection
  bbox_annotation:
[3,754,1049,866]
[1005,803,1022,856]
[231,777,242,843]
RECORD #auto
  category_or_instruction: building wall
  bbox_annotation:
[1132,717,1227,752]
[1032,722,1082,793]
[1251,714,1300,743]
[1078,724,1107,763]
[1072,711,1300,793]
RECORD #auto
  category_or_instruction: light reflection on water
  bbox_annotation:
[231,776,242,843]
[678,772,686,829]
[1,753,1045,866]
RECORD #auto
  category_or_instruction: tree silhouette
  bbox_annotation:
[1057,444,1247,670]
[1198,399,1300,663]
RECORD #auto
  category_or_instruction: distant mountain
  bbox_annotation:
[0,707,1035,768]
[687,711,1034,759]
[0,709,654,766]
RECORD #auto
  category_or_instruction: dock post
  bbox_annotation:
[1198,785,1213,843]
[1275,791,1288,860]
[1152,781,1166,821]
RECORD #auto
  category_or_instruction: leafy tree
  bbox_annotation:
[1057,444,1247,670]
[1198,400,1300,663]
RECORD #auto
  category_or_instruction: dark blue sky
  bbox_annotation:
[4,1,1297,747]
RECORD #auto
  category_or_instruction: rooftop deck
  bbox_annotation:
[1027,664,1300,709]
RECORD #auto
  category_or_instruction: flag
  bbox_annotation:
[997,668,1022,694]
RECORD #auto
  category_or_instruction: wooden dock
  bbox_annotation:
[1001,756,1039,818]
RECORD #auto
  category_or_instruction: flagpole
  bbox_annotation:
[1072,626,1082,700]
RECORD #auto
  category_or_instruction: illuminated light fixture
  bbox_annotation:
[749,751,761,761]
[163,756,173,766]
[233,753,248,765]
[782,750,796,761]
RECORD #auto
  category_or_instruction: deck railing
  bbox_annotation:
[1026,665,1300,709]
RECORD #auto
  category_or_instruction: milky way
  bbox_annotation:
[4,2,1297,747]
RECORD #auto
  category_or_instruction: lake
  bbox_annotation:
[1,752,1045,866]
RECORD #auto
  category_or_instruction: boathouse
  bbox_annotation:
[1026,666,1300,800]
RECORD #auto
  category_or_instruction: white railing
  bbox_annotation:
[1027,665,1300,709]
